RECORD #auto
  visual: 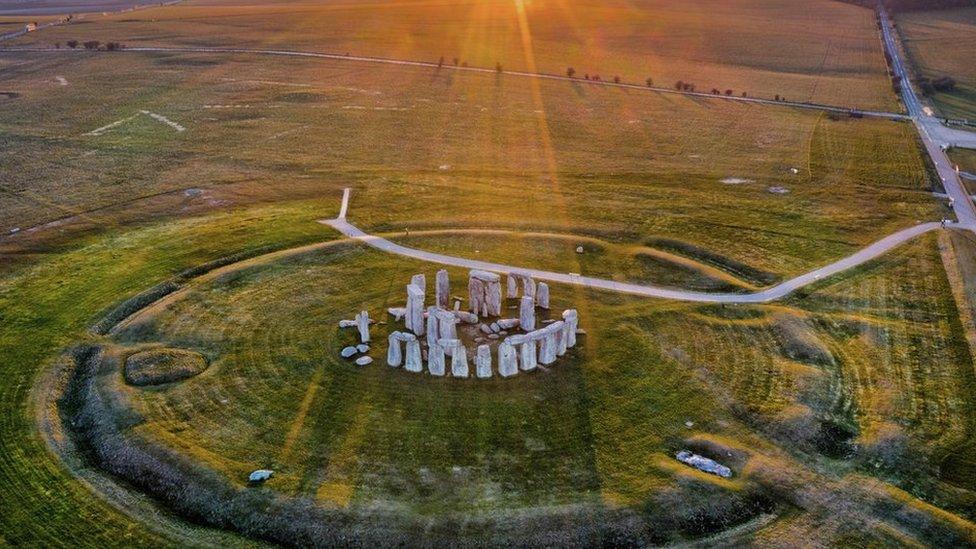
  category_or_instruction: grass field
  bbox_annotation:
[896,7,976,120]
[20,213,971,544]
[5,0,898,111]
[2,0,975,545]
[0,48,941,280]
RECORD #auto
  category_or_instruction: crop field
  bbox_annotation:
[5,0,899,111]
[896,7,976,120]
[3,0,976,546]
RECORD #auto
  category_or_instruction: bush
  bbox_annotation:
[917,77,935,95]
[566,67,575,77]
[675,80,683,90]
[105,42,122,51]
[66,40,78,48]
[613,75,620,84]
[83,40,100,50]
[645,77,653,86]
[933,76,956,92]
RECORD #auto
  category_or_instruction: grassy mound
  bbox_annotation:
[124,348,208,386]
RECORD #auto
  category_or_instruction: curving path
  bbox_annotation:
[321,188,962,304]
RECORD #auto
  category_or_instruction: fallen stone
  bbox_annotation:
[479,323,492,334]
[356,344,370,353]
[355,356,373,366]
[453,310,479,324]
[488,333,499,340]
[341,346,358,358]
[576,246,584,254]
[338,320,357,328]
[497,318,519,330]
[676,450,732,478]
[249,469,273,483]
[388,307,406,320]
[490,322,501,333]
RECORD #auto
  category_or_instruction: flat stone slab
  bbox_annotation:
[676,450,732,478]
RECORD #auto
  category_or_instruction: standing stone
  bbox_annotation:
[434,309,458,340]
[476,345,492,379]
[435,269,450,309]
[426,307,439,348]
[355,310,370,343]
[562,309,579,348]
[507,274,518,298]
[523,277,536,301]
[470,270,501,317]
[428,342,446,376]
[536,283,550,310]
[406,283,425,336]
[443,339,468,378]
[387,332,403,367]
[404,335,422,373]
[551,320,567,356]
[468,276,485,316]
[519,296,536,332]
[510,335,536,372]
[486,279,502,316]
[411,273,427,293]
[498,341,518,377]
[539,325,559,365]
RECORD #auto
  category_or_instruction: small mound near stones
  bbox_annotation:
[124,348,209,386]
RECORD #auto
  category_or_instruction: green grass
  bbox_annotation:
[0,196,974,543]
[0,202,332,545]
[0,1,973,544]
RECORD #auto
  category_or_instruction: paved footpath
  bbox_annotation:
[322,189,959,304]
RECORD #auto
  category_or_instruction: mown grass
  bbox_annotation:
[896,7,976,120]
[0,202,332,545]
[7,0,897,110]
[29,212,967,543]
